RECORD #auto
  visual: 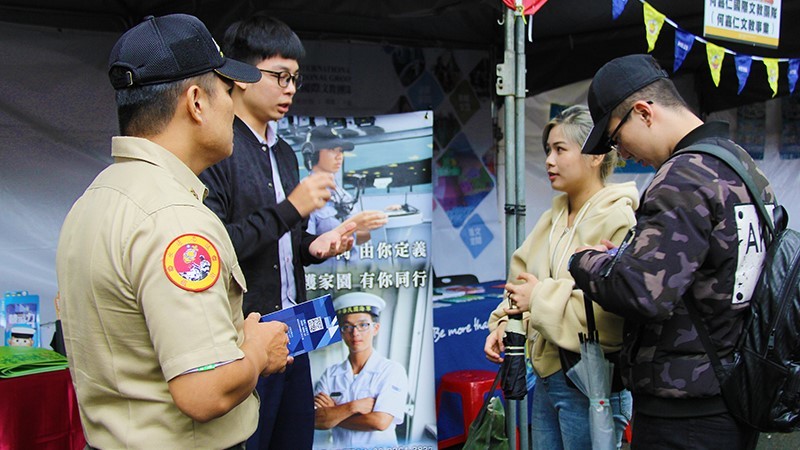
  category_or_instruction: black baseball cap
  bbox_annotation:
[310,126,355,151]
[108,14,261,90]
[582,54,669,154]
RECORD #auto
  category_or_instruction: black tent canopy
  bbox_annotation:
[1,0,798,111]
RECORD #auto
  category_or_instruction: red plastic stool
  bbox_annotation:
[436,369,499,448]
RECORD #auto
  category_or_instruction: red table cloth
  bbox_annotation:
[0,368,85,450]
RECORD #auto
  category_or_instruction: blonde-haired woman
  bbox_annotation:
[484,105,636,449]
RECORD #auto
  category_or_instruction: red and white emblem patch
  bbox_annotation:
[163,234,221,292]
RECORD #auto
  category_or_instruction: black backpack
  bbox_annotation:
[681,143,800,432]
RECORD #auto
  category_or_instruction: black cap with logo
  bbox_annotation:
[108,14,261,90]
[582,54,669,155]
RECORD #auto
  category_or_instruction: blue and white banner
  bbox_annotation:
[285,111,436,450]
[292,41,503,284]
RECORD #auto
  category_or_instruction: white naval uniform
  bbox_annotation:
[315,352,409,449]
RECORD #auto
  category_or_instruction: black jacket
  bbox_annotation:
[570,122,775,416]
[200,117,323,315]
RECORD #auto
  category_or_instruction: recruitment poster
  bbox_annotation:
[279,111,436,449]
[291,40,502,284]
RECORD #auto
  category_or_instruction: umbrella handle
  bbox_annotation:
[583,292,598,337]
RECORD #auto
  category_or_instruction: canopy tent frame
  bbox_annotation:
[498,3,528,449]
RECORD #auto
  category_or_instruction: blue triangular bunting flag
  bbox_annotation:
[735,55,753,95]
[674,29,695,73]
[789,59,800,94]
[612,0,629,20]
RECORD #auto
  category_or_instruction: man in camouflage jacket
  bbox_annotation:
[568,54,772,449]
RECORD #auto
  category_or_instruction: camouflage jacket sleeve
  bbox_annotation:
[569,155,720,321]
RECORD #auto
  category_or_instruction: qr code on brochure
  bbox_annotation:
[307,316,323,333]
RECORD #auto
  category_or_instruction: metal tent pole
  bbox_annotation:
[514,7,529,450]
[497,3,528,449]
[499,9,517,271]
[498,7,518,450]
[514,5,527,251]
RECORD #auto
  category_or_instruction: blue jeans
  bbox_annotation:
[531,369,632,450]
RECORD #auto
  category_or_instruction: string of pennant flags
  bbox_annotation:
[616,0,800,97]
[502,0,798,97]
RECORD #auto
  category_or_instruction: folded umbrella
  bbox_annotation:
[500,312,528,400]
[565,295,616,450]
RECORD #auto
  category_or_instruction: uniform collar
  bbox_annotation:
[330,351,383,377]
[111,136,208,201]
[349,351,383,374]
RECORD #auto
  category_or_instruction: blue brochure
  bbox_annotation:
[260,294,341,357]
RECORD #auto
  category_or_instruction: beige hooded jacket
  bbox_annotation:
[488,181,638,378]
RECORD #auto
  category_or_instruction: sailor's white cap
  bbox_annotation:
[333,292,386,317]
[10,326,35,338]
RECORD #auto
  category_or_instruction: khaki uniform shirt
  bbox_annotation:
[56,137,257,449]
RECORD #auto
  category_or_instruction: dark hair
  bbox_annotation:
[222,13,305,66]
[114,72,218,136]
[612,78,689,119]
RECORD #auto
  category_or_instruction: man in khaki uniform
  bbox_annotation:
[55,14,331,449]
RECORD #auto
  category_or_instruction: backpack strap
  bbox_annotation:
[675,143,775,236]
[684,294,727,379]
[676,143,771,383]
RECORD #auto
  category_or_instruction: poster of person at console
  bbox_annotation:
[279,110,436,449]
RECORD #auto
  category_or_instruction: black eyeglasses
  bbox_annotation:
[606,100,653,151]
[341,322,374,334]
[259,69,303,89]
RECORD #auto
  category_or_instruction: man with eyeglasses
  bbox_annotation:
[313,292,409,449]
[568,54,772,449]
[199,13,355,450]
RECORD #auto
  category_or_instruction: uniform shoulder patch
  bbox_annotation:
[163,234,221,292]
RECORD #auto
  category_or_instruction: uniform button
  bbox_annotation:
[268,182,273,189]
[261,145,268,151]
[273,264,279,270]
[275,305,280,310]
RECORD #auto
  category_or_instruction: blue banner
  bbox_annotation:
[789,59,800,94]
[735,55,753,95]
[674,29,695,73]
[291,111,436,450]
[612,0,629,20]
